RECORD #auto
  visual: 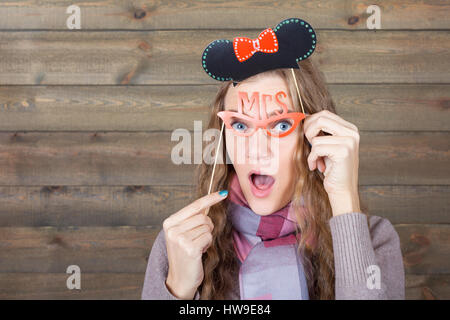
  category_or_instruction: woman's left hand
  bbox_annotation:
[303,110,361,216]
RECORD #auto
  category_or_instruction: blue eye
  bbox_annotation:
[231,121,248,132]
[274,121,292,132]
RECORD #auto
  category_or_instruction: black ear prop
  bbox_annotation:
[201,18,317,83]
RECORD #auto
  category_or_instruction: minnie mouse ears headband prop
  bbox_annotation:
[201,18,316,205]
[201,17,317,85]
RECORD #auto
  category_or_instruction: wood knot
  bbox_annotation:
[125,185,146,194]
[439,98,450,110]
[90,132,102,141]
[134,9,146,19]
[48,235,68,248]
[411,233,430,247]
[10,132,22,142]
[403,233,431,267]
[41,186,67,194]
[422,287,437,300]
[348,16,359,25]
[138,41,151,52]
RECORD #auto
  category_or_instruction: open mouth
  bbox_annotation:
[248,171,276,191]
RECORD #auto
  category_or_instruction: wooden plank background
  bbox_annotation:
[0,0,449,300]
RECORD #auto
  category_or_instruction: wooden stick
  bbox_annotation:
[291,68,306,114]
[204,121,225,215]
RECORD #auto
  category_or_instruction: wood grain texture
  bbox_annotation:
[0,0,448,30]
[0,185,448,227]
[0,0,448,301]
[398,224,450,275]
[0,273,144,299]
[0,227,158,273]
[0,30,449,85]
[0,185,197,227]
[0,273,447,300]
[405,274,450,300]
[0,84,448,132]
[0,224,448,274]
[0,131,447,186]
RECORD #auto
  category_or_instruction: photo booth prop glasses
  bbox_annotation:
[217,110,306,138]
[200,17,316,204]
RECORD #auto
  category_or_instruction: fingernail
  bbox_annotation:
[219,189,228,197]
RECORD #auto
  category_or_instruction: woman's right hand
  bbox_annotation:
[163,190,228,299]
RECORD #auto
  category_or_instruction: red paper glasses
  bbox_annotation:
[217,110,306,138]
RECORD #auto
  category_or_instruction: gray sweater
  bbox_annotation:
[141,212,405,300]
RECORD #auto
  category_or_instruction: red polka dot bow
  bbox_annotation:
[233,28,279,62]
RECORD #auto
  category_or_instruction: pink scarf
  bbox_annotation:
[226,172,309,300]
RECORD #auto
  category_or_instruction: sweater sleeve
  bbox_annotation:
[329,212,405,300]
[141,229,201,300]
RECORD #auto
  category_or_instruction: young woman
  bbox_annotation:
[141,59,405,300]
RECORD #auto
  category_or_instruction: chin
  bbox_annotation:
[250,203,278,216]
[243,186,282,216]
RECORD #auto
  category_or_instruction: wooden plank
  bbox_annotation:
[0,273,448,300]
[0,226,158,273]
[0,0,448,30]
[0,85,216,132]
[405,274,450,300]
[0,84,448,132]
[360,186,450,224]
[398,224,450,275]
[0,224,448,274]
[0,185,197,227]
[0,273,143,299]
[358,132,449,185]
[0,273,447,299]
[0,131,196,186]
[330,84,450,132]
[0,30,449,85]
[0,131,447,186]
[0,185,448,227]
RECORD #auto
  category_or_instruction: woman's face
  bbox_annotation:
[223,72,300,215]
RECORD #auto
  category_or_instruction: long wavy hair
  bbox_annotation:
[193,58,367,299]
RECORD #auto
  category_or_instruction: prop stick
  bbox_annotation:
[290,68,306,115]
[204,121,225,216]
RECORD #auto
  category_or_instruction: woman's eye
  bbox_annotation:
[231,121,247,132]
[274,121,292,132]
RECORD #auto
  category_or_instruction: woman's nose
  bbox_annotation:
[247,127,273,163]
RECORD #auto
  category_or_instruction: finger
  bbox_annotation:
[173,213,213,235]
[304,117,359,144]
[311,155,326,172]
[311,136,358,170]
[317,157,326,173]
[308,144,343,171]
[304,116,358,145]
[192,232,213,254]
[310,136,357,173]
[323,157,333,177]
[185,224,213,241]
[311,135,357,148]
[303,110,358,135]
[165,191,227,229]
